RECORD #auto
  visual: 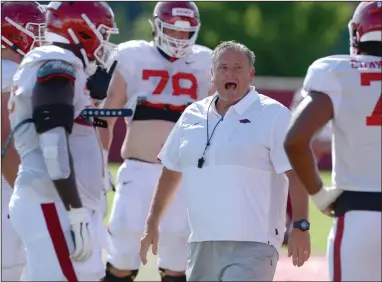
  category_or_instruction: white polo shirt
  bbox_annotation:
[158,88,292,244]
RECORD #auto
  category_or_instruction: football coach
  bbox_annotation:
[140,41,311,281]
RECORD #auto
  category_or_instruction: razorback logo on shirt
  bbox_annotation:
[239,119,251,124]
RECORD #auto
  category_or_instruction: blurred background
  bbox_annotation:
[39,1,356,76]
[108,1,355,77]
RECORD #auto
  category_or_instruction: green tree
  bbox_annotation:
[131,2,354,77]
[109,2,143,43]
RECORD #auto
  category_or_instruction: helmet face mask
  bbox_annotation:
[25,21,46,49]
[152,17,200,58]
[80,16,119,71]
[1,2,46,56]
[94,39,118,72]
[150,2,201,59]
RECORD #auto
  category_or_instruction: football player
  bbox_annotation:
[1,2,45,280]
[98,2,214,282]
[285,2,382,281]
[7,2,118,280]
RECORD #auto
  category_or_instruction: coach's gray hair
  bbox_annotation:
[211,41,256,71]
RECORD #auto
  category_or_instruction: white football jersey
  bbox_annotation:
[116,40,212,109]
[1,59,19,189]
[9,45,103,209]
[303,54,382,192]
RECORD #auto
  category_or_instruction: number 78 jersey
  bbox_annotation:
[303,54,381,192]
[115,40,212,106]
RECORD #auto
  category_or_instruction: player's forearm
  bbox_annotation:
[98,71,127,151]
[49,150,83,210]
[147,167,182,226]
[286,170,309,220]
[284,142,323,196]
[98,118,117,150]
[52,166,83,210]
[1,144,20,187]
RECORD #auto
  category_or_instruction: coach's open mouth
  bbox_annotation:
[225,82,237,90]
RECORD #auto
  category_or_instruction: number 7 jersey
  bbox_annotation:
[115,40,212,107]
[303,54,382,192]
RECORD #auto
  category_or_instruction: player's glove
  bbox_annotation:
[103,149,115,192]
[68,207,92,261]
[86,61,118,101]
[311,187,343,212]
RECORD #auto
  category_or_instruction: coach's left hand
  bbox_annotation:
[288,229,311,267]
[140,220,159,266]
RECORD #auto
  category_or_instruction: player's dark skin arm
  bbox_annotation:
[284,91,333,195]
[32,77,82,210]
[1,92,20,187]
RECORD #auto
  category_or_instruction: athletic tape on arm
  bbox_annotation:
[39,127,71,180]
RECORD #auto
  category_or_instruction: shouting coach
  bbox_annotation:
[140,41,310,281]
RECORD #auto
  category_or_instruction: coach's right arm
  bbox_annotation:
[147,113,184,225]
[140,115,183,264]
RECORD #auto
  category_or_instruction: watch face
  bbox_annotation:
[301,220,309,230]
[293,220,310,231]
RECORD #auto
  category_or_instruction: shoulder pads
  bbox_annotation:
[37,60,76,83]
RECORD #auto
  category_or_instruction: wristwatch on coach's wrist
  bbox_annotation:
[293,219,310,231]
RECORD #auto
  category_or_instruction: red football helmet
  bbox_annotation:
[45,1,118,73]
[348,1,382,55]
[1,1,46,56]
[150,1,201,58]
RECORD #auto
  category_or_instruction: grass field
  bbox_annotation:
[104,163,333,281]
